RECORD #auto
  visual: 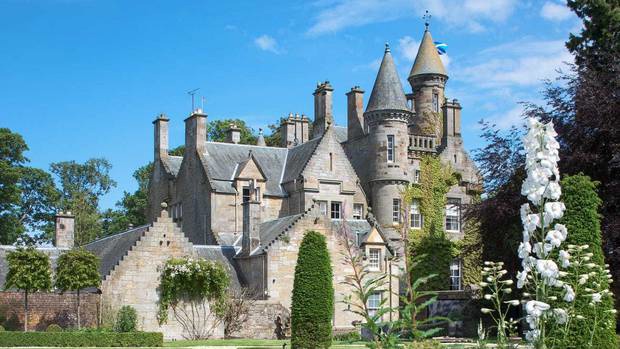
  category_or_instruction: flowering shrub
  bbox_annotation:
[158,257,229,339]
[514,118,616,348]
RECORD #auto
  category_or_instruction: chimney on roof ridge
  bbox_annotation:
[55,211,75,249]
[153,113,170,161]
[184,109,207,154]
[312,80,334,138]
[281,112,309,148]
[227,123,241,144]
[346,86,365,140]
[241,181,261,255]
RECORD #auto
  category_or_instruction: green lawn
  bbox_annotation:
[164,339,479,348]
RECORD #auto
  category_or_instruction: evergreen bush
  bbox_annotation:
[291,231,333,349]
[0,331,162,347]
[114,306,137,333]
[548,174,618,349]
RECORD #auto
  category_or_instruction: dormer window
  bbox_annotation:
[387,135,395,163]
[368,248,381,271]
[432,92,439,112]
[242,187,250,202]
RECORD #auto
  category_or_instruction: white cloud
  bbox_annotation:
[540,2,573,22]
[254,35,280,54]
[307,0,518,36]
[353,58,382,72]
[456,39,573,88]
[486,105,526,130]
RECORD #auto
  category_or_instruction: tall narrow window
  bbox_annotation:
[414,170,421,184]
[329,153,333,171]
[387,135,395,163]
[445,198,461,232]
[368,248,381,271]
[353,204,363,220]
[355,231,363,246]
[450,259,462,290]
[392,198,401,223]
[367,292,382,316]
[254,186,261,201]
[242,187,250,202]
[410,200,423,229]
[318,201,328,216]
[331,201,342,219]
[432,92,439,112]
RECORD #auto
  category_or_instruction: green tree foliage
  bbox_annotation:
[3,248,52,331]
[114,306,138,332]
[0,128,60,244]
[55,249,101,329]
[50,159,116,245]
[404,155,457,290]
[566,0,620,66]
[291,231,334,349]
[207,119,257,144]
[547,174,618,348]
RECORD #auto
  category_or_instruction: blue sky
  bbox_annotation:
[0,0,580,209]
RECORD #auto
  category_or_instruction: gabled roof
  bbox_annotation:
[366,45,409,113]
[84,225,149,278]
[161,156,183,177]
[409,29,447,78]
[233,152,267,181]
[282,137,322,183]
[202,142,288,197]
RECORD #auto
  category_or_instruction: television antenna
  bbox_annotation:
[187,88,200,111]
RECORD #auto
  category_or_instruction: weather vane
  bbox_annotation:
[423,10,431,30]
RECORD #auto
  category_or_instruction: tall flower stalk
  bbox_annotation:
[517,118,571,348]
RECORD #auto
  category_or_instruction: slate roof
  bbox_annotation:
[194,246,241,289]
[282,138,322,183]
[84,225,149,278]
[0,246,66,289]
[409,29,447,78]
[333,126,348,143]
[202,142,288,197]
[366,46,410,113]
[257,214,304,254]
[162,156,183,177]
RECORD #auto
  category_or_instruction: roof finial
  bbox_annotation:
[384,42,390,53]
[423,10,431,30]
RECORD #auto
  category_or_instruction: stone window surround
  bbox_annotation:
[353,203,364,220]
[387,134,395,163]
[445,198,461,233]
[410,199,423,229]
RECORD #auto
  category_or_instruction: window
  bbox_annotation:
[242,187,250,202]
[353,204,363,219]
[432,92,439,112]
[387,135,395,163]
[329,153,333,171]
[414,170,421,183]
[355,231,363,246]
[450,259,462,291]
[445,198,461,232]
[254,186,261,201]
[318,201,328,216]
[410,200,423,229]
[172,202,183,223]
[392,198,401,223]
[368,248,381,271]
[331,201,342,219]
[367,292,382,317]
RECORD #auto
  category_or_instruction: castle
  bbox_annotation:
[0,25,479,339]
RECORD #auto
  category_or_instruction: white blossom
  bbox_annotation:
[518,241,532,259]
[553,308,568,324]
[536,259,559,284]
[559,250,571,268]
[591,293,602,303]
[564,284,575,302]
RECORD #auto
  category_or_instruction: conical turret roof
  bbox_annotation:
[366,45,409,113]
[409,29,446,78]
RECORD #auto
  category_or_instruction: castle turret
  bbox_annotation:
[366,44,413,230]
[408,26,448,139]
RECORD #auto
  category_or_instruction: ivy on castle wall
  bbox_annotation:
[403,155,457,290]
[403,155,482,290]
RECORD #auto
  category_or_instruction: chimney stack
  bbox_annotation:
[443,98,462,139]
[241,181,261,255]
[346,86,365,140]
[184,109,207,155]
[312,81,334,138]
[153,114,169,161]
[55,212,75,249]
[227,123,241,144]
[281,113,309,148]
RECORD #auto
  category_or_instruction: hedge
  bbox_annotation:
[0,331,163,347]
[291,231,333,349]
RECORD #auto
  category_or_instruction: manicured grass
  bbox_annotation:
[164,339,484,348]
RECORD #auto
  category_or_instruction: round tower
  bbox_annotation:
[365,44,414,230]
[408,25,448,139]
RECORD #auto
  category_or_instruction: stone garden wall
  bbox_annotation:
[0,291,100,331]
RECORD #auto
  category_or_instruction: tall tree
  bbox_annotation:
[0,128,29,243]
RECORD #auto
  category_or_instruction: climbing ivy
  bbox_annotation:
[403,155,458,290]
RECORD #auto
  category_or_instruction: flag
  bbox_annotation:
[434,41,447,55]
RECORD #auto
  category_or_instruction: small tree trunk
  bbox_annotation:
[24,290,28,332]
[77,289,81,330]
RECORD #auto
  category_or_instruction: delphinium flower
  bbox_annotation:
[479,261,519,347]
[517,118,574,347]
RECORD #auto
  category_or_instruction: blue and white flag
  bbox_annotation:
[434,41,447,55]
